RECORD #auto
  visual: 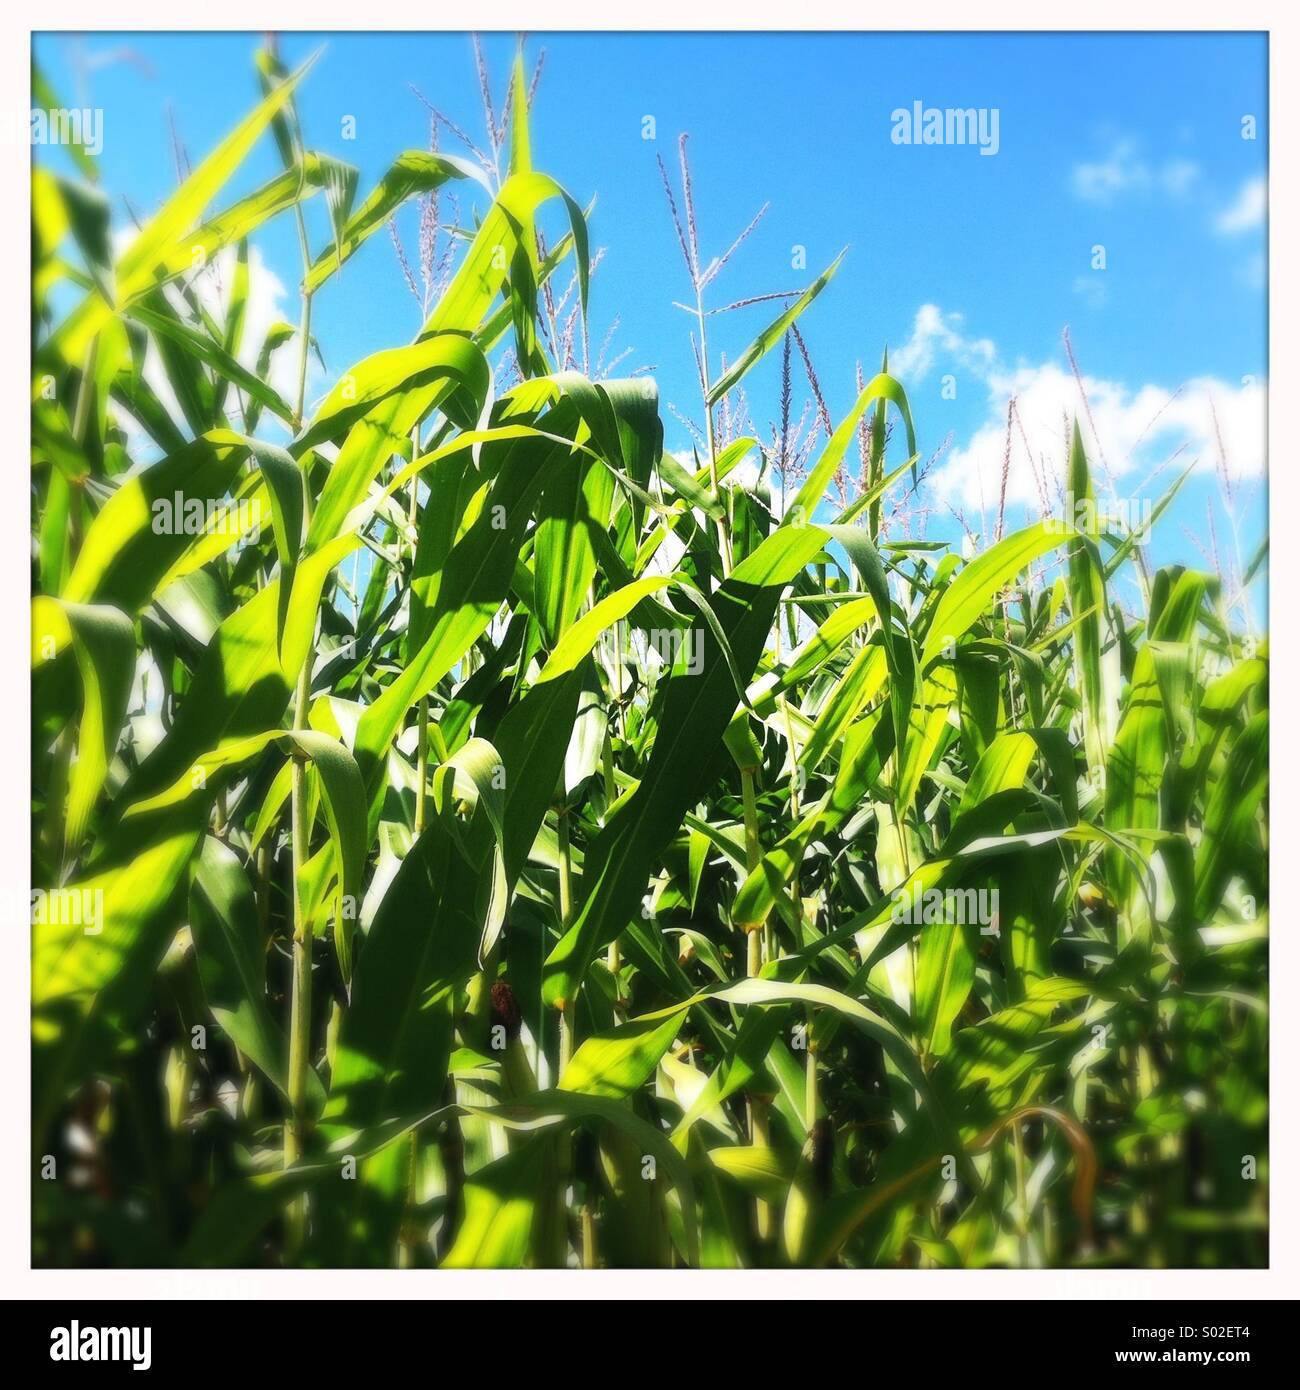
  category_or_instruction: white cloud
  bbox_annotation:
[1070,138,1201,206]
[903,306,1267,524]
[934,360,1266,519]
[1072,274,1108,307]
[1071,139,1150,204]
[110,237,302,458]
[890,304,995,384]
[1160,158,1201,198]
[1215,175,1267,235]
[188,244,302,411]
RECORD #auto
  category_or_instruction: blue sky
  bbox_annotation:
[34,30,1268,620]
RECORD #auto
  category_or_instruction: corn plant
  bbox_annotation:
[31,41,1267,1270]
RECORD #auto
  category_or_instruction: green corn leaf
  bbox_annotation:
[559,1010,683,1099]
[63,431,254,612]
[790,373,916,519]
[32,597,135,856]
[542,524,831,1009]
[707,251,844,406]
[1064,422,1112,787]
[190,836,325,1110]
[51,54,318,365]
[304,151,482,279]
[920,520,1077,674]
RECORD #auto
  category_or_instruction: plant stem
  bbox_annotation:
[1012,1120,1031,1267]
[397,1130,419,1268]
[284,661,313,1170]
[555,801,583,1264]
[804,1010,818,1132]
[740,764,763,972]
[408,419,429,840]
[739,763,772,1241]
[696,290,734,577]
[581,1204,597,1270]
[556,804,576,1076]
[414,698,429,834]
[283,282,315,1252]
[601,722,624,1009]
[781,697,803,959]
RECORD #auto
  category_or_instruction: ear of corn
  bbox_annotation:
[31,42,1267,1271]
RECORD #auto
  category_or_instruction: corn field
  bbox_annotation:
[31,40,1268,1271]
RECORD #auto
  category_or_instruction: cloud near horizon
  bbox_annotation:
[893,304,1266,525]
[1215,175,1267,235]
[1070,138,1201,206]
